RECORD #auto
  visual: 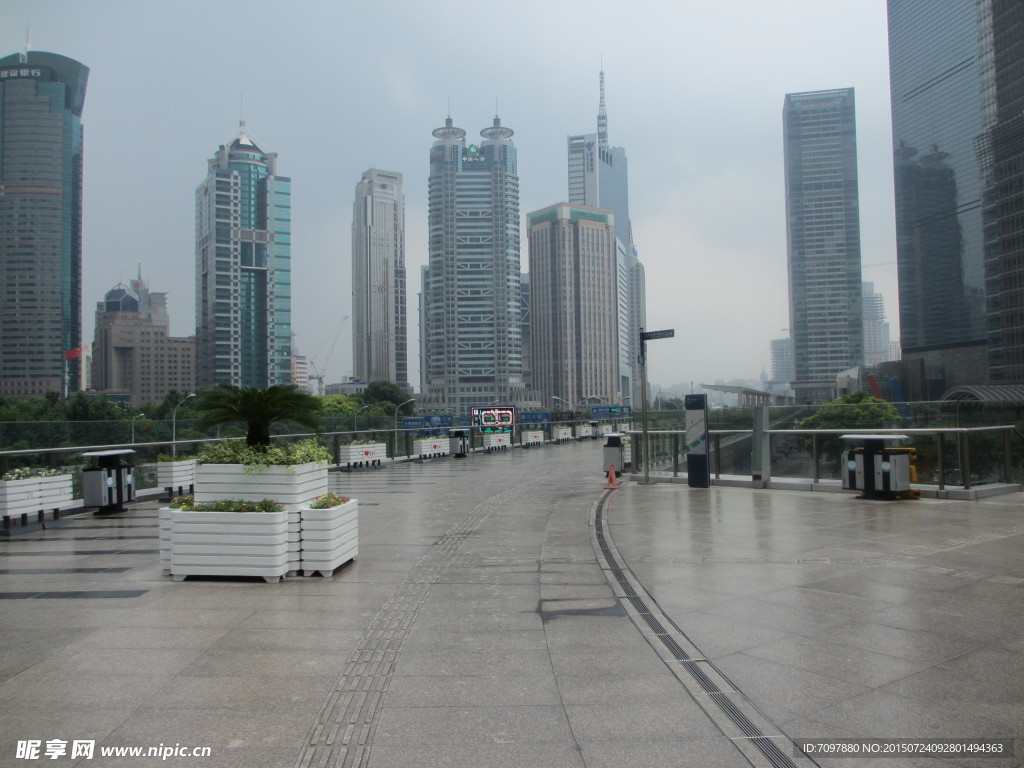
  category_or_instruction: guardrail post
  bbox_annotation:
[671,433,679,477]
[811,434,820,483]
[332,434,341,466]
[1003,429,1012,483]
[713,434,721,479]
[961,431,971,490]
[936,432,945,490]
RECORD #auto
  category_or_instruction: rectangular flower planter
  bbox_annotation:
[1,474,73,526]
[299,499,358,577]
[413,438,449,459]
[168,509,289,583]
[521,429,544,447]
[338,443,386,468]
[553,427,573,443]
[193,462,327,512]
[598,424,613,436]
[157,459,196,496]
[483,433,511,451]
[575,425,594,439]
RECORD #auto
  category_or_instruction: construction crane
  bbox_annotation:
[308,315,348,396]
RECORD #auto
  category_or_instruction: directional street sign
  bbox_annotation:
[640,329,675,341]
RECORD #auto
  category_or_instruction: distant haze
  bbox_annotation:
[0,0,897,392]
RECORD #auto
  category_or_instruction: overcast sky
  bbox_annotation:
[1,0,898,392]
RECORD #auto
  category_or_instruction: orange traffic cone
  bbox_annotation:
[605,465,620,489]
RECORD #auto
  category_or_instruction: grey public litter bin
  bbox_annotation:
[448,428,471,458]
[840,435,911,498]
[82,449,136,513]
[603,433,624,477]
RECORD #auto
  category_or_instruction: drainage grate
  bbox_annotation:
[593,492,816,768]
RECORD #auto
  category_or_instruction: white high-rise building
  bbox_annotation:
[784,89,864,403]
[567,72,645,409]
[862,282,891,366]
[352,169,407,389]
[528,204,619,408]
[422,116,523,414]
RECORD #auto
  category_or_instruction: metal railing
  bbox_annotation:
[628,425,1024,490]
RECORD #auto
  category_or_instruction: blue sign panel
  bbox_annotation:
[519,411,551,425]
[404,414,455,435]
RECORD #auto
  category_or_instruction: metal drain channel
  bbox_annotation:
[592,491,819,768]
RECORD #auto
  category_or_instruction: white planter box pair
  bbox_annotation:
[521,430,544,447]
[483,433,510,451]
[413,438,449,459]
[1,475,73,521]
[157,459,196,494]
[161,499,358,581]
[338,443,386,467]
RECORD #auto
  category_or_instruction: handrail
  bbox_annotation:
[626,425,1023,490]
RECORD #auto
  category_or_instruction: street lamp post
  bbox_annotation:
[392,398,414,458]
[171,393,196,458]
[131,413,147,444]
[353,405,370,432]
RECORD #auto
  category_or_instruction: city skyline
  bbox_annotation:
[0,1,900,392]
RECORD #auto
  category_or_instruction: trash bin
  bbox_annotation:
[840,435,911,498]
[603,433,625,477]
[82,449,136,513]
[448,428,471,458]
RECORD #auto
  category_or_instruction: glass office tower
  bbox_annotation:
[423,116,522,414]
[0,51,88,396]
[784,88,864,403]
[195,122,291,389]
[352,169,407,389]
[888,0,987,361]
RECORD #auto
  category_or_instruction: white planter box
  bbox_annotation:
[483,433,510,451]
[521,429,544,447]
[338,443,386,467]
[37,474,73,508]
[1,474,73,520]
[159,507,172,572]
[413,438,449,459]
[299,499,358,577]
[193,462,327,512]
[157,459,196,492]
[575,425,594,439]
[554,427,573,443]
[0,477,41,518]
[169,509,289,582]
[599,424,613,436]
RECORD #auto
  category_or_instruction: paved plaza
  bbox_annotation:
[0,440,1022,767]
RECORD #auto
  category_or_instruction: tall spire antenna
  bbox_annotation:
[21,0,32,61]
[597,68,608,149]
[240,91,245,125]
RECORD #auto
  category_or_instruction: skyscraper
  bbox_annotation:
[978,0,1024,383]
[352,169,407,389]
[567,72,645,408]
[0,51,88,397]
[862,282,891,366]
[887,0,988,389]
[422,116,523,414]
[91,271,195,405]
[195,122,291,389]
[783,88,864,403]
[528,204,619,408]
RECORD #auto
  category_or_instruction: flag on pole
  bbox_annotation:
[65,347,81,360]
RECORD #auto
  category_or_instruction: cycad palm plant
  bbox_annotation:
[195,384,323,447]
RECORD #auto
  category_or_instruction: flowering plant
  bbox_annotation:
[2,467,63,481]
[168,495,283,513]
[307,492,350,509]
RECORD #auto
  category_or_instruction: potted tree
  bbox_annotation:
[191,384,329,510]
